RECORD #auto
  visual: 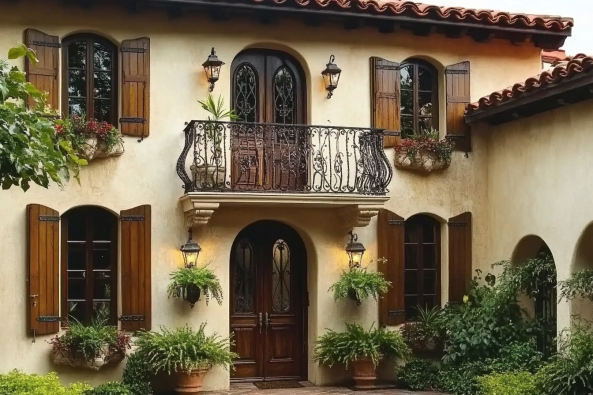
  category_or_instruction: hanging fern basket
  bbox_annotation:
[183,285,202,308]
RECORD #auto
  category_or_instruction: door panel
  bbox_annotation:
[230,221,307,382]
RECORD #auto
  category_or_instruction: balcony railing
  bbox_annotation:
[177,121,393,195]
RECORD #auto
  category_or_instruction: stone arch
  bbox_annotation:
[569,221,593,323]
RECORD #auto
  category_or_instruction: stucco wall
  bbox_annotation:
[0,0,543,389]
[475,100,593,335]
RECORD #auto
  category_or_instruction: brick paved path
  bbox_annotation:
[202,382,444,395]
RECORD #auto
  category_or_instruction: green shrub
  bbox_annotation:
[401,305,444,354]
[396,359,438,391]
[167,266,223,306]
[0,370,91,395]
[478,372,538,395]
[314,323,410,369]
[559,268,593,302]
[328,264,391,304]
[87,382,131,395]
[134,323,237,375]
[122,352,153,395]
[437,361,489,395]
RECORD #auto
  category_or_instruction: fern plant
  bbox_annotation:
[167,265,223,307]
[314,323,410,369]
[329,266,391,305]
[134,323,237,375]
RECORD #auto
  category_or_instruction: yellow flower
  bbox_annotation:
[463,295,469,304]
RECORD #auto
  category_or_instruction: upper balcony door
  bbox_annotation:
[230,50,307,191]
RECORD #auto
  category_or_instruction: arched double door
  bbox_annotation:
[229,221,307,382]
[230,50,307,191]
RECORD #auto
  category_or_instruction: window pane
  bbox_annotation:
[405,270,418,295]
[272,239,291,313]
[93,42,112,71]
[93,301,110,320]
[68,216,86,241]
[68,70,86,97]
[68,243,86,270]
[423,222,435,243]
[424,295,437,310]
[401,89,413,115]
[234,239,255,314]
[419,117,434,134]
[273,67,296,125]
[418,92,433,116]
[405,225,418,243]
[424,269,437,294]
[93,276,112,299]
[418,67,434,91]
[234,64,258,123]
[68,98,86,117]
[94,72,112,99]
[405,245,418,269]
[68,278,85,299]
[68,41,86,69]
[94,99,112,123]
[405,296,418,321]
[67,301,86,323]
[93,244,111,270]
[423,245,436,268]
[400,65,413,90]
[92,217,111,240]
[401,115,414,138]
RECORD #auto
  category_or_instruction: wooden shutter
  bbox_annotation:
[448,212,472,303]
[378,209,405,326]
[445,61,471,152]
[27,204,60,336]
[370,57,401,148]
[120,205,152,331]
[121,37,150,138]
[24,29,60,110]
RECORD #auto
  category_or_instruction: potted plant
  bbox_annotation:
[191,94,239,188]
[167,265,223,309]
[55,114,124,161]
[400,305,444,358]
[48,315,131,370]
[328,259,391,306]
[134,323,237,394]
[314,323,411,389]
[394,129,454,173]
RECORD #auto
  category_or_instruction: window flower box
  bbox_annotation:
[56,115,125,161]
[394,131,454,173]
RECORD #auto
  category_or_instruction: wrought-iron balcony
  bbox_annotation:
[177,120,394,228]
[177,120,393,195]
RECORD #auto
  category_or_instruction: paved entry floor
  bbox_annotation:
[202,382,444,395]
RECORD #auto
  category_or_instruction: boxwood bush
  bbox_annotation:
[478,372,538,395]
[0,370,90,395]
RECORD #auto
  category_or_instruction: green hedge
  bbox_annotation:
[478,372,538,395]
[0,370,91,395]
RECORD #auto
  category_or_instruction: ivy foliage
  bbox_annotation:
[167,265,224,306]
[559,268,593,302]
[328,265,391,304]
[0,45,86,191]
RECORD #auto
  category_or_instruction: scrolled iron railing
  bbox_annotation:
[177,120,393,195]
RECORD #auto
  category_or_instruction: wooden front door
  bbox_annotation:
[230,50,307,191]
[230,221,307,381]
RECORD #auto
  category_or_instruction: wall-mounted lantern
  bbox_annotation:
[202,47,225,92]
[346,230,366,269]
[180,228,201,268]
[321,55,341,99]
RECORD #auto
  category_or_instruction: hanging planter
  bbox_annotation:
[394,131,454,174]
[167,265,223,309]
[328,260,391,306]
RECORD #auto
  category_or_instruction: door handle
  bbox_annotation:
[259,312,263,334]
[265,312,269,334]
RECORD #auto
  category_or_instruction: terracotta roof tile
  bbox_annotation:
[250,0,574,32]
[466,54,593,115]
[542,49,568,64]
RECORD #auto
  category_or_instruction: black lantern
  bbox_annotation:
[346,230,366,269]
[202,48,225,92]
[321,55,341,99]
[180,228,201,268]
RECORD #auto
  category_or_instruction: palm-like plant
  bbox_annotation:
[198,94,239,159]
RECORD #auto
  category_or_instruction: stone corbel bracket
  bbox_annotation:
[339,205,382,230]
[182,199,220,227]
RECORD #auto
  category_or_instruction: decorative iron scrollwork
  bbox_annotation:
[118,315,145,322]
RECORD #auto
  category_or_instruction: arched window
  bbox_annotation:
[62,207,118,325]
[404,215,441,321]
[400,59,439,138]
[62,34,118,125]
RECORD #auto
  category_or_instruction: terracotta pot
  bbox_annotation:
[351,356,377,389]
[190,164,226,189]
[184,285,201,309]
[175,369,209,394]
[394,149,450,173]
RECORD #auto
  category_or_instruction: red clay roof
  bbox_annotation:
[466,54,593,115]
[542,49,568,64]
[250,0,574,32]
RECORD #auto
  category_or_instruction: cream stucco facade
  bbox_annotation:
[0,0,564,391]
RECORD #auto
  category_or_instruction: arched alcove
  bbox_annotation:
[570,222,593,323]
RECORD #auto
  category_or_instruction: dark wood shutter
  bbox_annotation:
[448,212,472,303]
[445,61,471,152]
[121,37,150,138]
[24,29,60,110]
[371,57,401,148]
[27,204,60,336]
[120,205,152,331]
[378,209,405,326]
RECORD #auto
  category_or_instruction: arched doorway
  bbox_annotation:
[229,221,308,382]
[230,49,307,191]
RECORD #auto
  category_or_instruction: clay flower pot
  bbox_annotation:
[175,368,209,394]
[351,356,377,389]
[394,149,450,173]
